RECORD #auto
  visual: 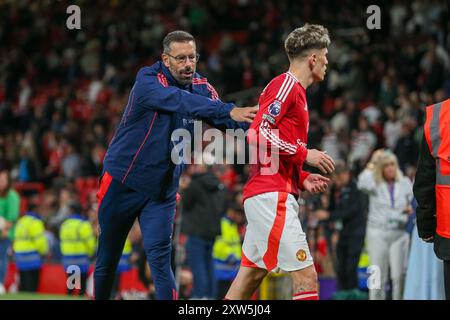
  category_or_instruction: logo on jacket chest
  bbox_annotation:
[182,118,196,126]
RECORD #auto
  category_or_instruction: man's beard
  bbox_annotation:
[172,66,195,85]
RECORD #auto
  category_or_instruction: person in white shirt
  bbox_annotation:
[357,150,413,300]
[348,116,376,169]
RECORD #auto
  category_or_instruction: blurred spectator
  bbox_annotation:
[13,196,49,292]
[394,117,419,171]
[61,144,82,180]
[383,107,402,150]
[16,147,37,182]
[48,187,77,230]
[316,161,366,292]
[357,150,413,300]
[348,116,377,170]
[0,168,20,294]
[181,164,227,299]
[212,203,244,299]
[59,200,96,296]
[321,123,345,163]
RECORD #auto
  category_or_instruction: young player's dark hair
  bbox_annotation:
[284,24,330,60]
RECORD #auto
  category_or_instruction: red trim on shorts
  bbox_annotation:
[262,192,288,271]
[241,251,259,268]
[97,172,113,210]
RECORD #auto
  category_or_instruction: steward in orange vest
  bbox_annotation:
[414,98,450,300]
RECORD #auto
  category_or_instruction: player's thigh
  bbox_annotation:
[139,197,177,250]
[97,178,146,246]
[242,193,280,269]
[278,194,313,272]
[234,266,268,286]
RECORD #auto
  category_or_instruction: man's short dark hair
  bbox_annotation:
[163,31,195,53]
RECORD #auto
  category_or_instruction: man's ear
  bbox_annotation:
[310,53,317,67]
[161,54,170,67]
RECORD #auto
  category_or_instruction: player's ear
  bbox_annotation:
[309,53,317,68]
[161,54,170,68]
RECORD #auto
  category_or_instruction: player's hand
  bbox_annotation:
[306,149,335,174]
[303,174,330,194]
[422,236,434,243]
[230,106,258,123]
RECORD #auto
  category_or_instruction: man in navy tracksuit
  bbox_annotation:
[94,31,256,300]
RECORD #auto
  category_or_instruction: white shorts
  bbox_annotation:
[242,191,313,272]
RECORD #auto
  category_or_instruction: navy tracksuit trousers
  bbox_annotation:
[94,172,177,300]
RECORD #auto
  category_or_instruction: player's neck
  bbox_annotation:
[288,62,313,90]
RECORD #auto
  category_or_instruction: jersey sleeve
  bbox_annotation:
[256,75,308,166]
[135,68,234,119]
[298,169,311,191]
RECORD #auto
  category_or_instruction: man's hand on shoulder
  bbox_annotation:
[230,106,258,123]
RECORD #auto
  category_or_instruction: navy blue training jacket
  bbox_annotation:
[102,61,248,201]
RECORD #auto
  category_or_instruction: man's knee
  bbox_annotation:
[146,242,172,266]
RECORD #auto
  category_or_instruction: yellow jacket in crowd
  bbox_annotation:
[13,212,48,270]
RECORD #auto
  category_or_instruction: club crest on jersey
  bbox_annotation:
[296,249,307,262]
[268,100,282,117]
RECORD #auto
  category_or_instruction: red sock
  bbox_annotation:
[293,291,319,300]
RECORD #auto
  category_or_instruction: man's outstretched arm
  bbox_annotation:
[135,68,256,123]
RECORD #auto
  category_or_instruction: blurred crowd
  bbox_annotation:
[0,0,449,299]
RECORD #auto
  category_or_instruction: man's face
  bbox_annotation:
[162,41,197,85]
[310,47,328,82]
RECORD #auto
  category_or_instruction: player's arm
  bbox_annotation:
[135,68,255,123]
[254,79,308,167]
[413,130,436,241]
[199,82,251,131]
[298,170,311,191]
[255,78,333,173]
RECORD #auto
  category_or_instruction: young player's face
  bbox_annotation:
[311,48,328,82]
[162,41,198,85]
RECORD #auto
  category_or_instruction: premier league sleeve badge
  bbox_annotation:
[268,100,282,117]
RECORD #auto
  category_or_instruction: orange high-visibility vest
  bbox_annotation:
[424,98,450,238]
